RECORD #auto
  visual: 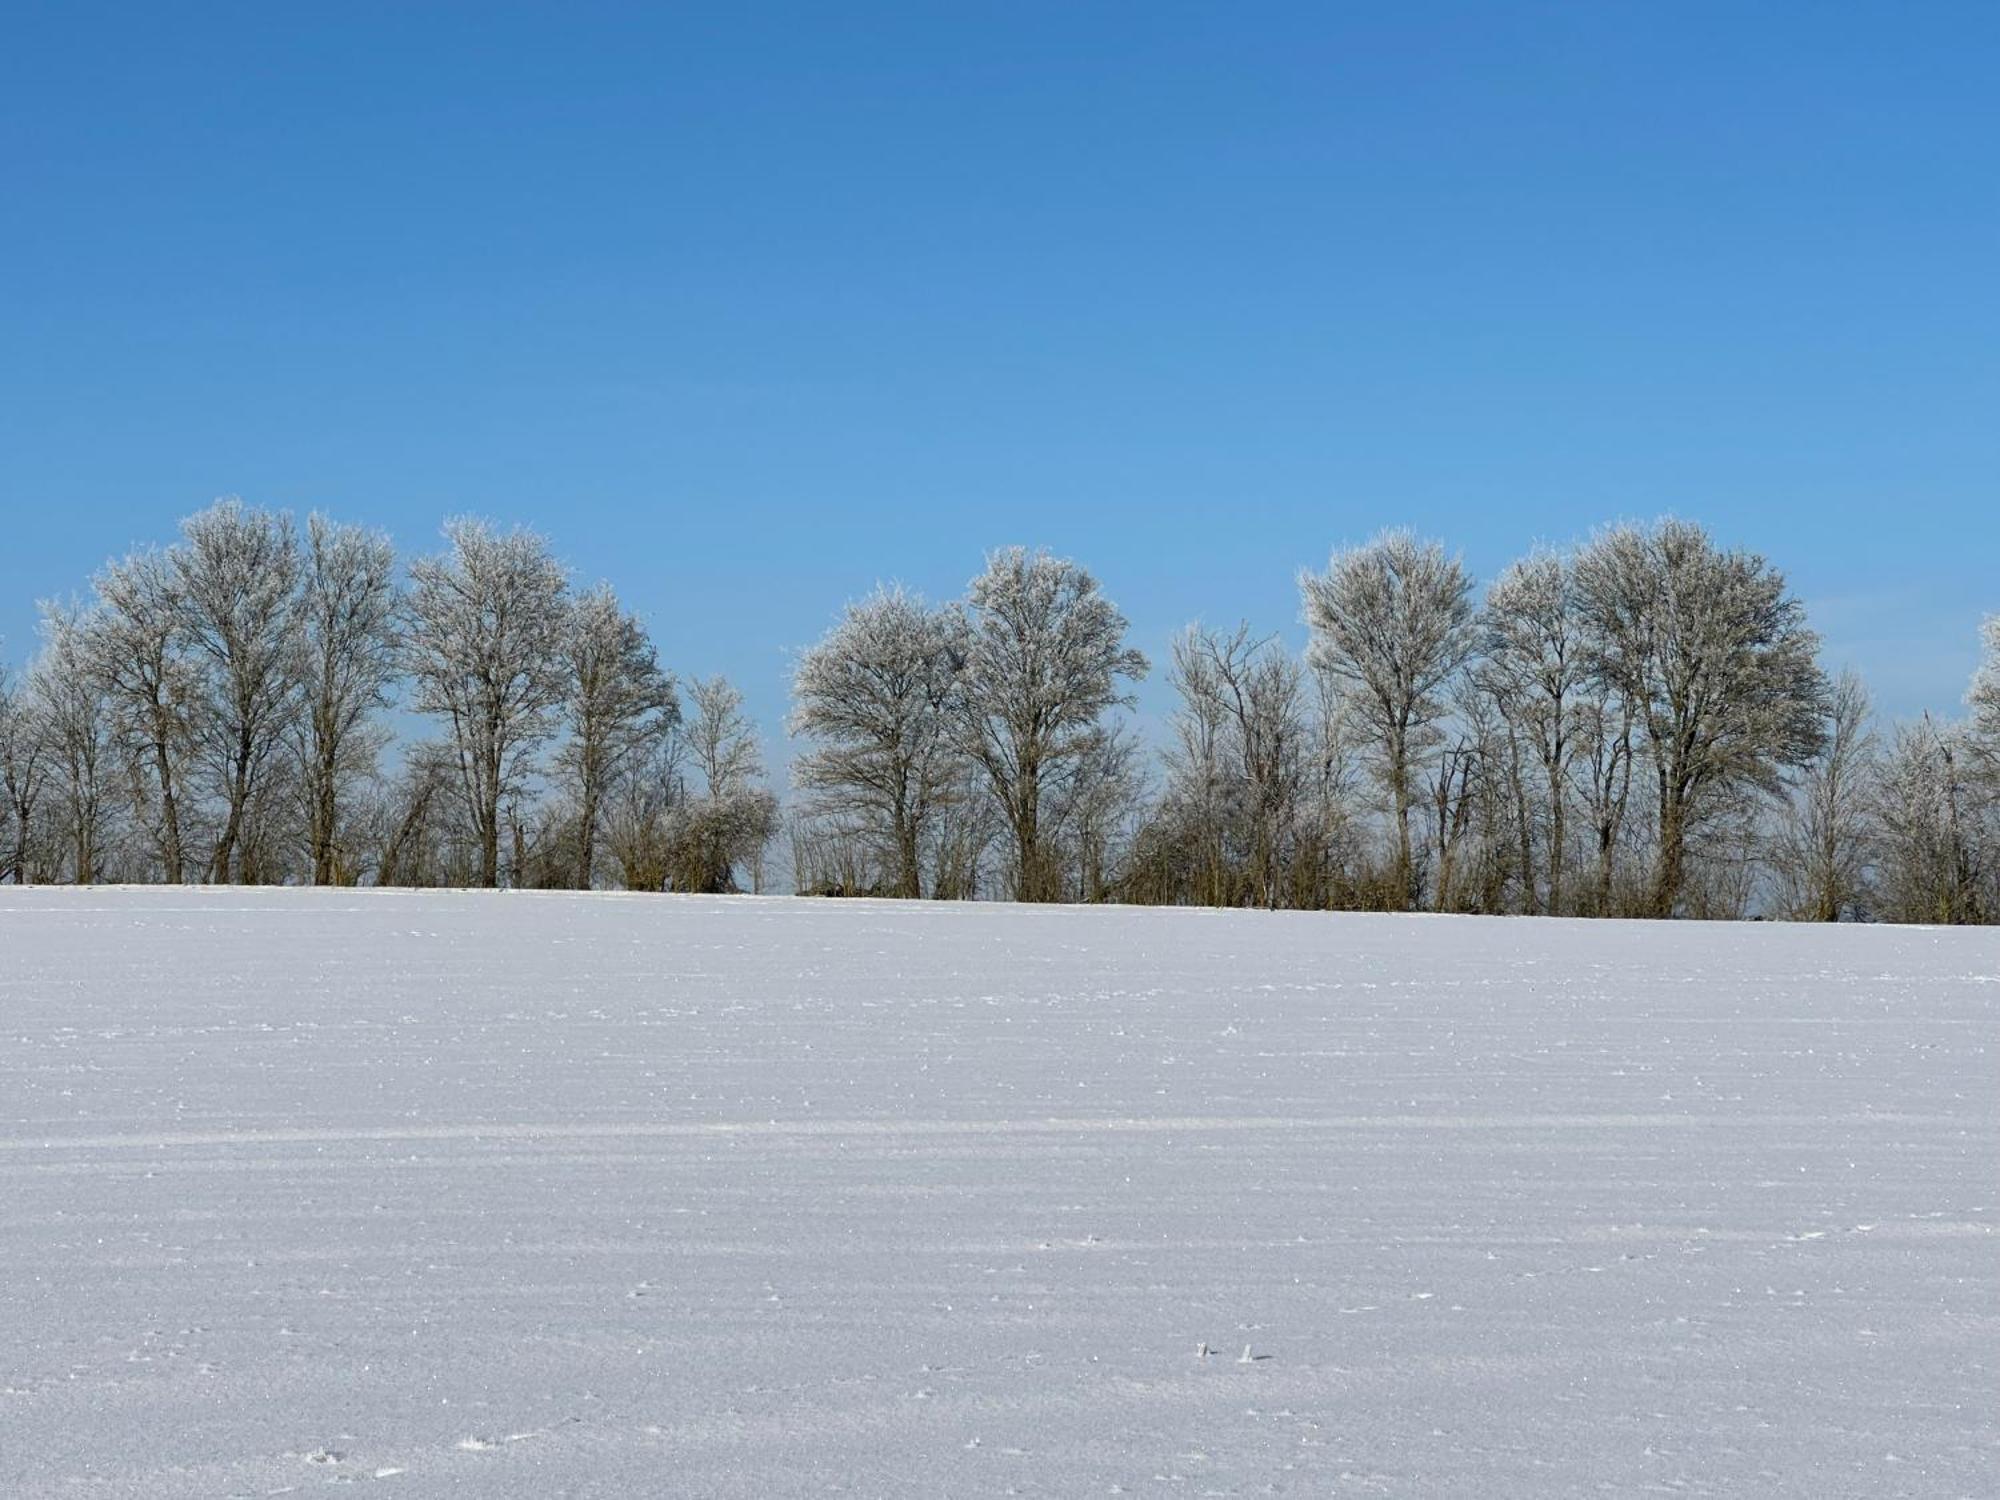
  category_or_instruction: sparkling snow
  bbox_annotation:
[1,888,1995,1496]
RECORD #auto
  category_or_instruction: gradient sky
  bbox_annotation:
[4,2,1996,752]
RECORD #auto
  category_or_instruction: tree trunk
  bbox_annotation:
[307,730,339,885]
[212,722,255,883]
[1546,787,1565,917]
[1012,762,1043,902]
[310,784,335,885]
[152,735,185,884]
[1653,794,1686,918]
[895,819,921,900]
[1391,771,1414,911]
[476,737,502,888]
[577,777,599,890]
[1509,750,1536,915]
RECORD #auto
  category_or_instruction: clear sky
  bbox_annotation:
[4,2,1995,749]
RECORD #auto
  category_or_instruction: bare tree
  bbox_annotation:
[403,518,570,887]
[789,586,963,898]
[954,548,1147,903]
[90,548,203,882]
[173,500,302,882]
[293,515,400,885]
[1768,670,1877,921]
[557,583,677,889]
[1575,520,1828,917]
[1301,531,1476,909]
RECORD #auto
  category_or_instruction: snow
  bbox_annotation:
[1,888,1995,1497]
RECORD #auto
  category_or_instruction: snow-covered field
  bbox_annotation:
[1,889,1994,1497]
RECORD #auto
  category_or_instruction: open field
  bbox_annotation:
[1,888,1995,1497]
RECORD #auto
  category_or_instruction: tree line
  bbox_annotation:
[1,507,776,895]
[2,500,1996,922]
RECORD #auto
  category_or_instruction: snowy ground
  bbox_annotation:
[1,889,1994,1497]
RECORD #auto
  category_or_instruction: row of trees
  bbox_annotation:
[4,502,1996,921]
[0,505,778,893]
[791,522,1999,923]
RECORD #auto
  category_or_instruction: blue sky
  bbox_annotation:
[4,2,1995,747]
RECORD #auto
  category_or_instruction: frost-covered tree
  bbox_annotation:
[602,734,688,894]
[1300,668,1367,908]
[1048,721,1146,901]
[1152,625,1309,908]
[1154,629,1234,906]
[1568,691,1639,915]
[922,761,996,901]
[29,604,116,884]
[2,502,1978,920]
[173,500,302,883]
[1768,670,1877,921]
[403,518,570,888]
[1300,531,1475,909]
[666,675,779,893]
[1873,715,1988,924]
[786,807,876,898]
[0,662,50,884]
[1478,550,1588,913]
[954,549,1147,903]
[89,548,203,882]
[293,515,400,885]
[1868,624,2000,926]
[556,583,677,889]
[1221,637,1310,908]
[372,741,471,889]
[1423,684,1504,913]
[1968,616,2000,785]
[1575,520,1829,917]
[790,586,963,898]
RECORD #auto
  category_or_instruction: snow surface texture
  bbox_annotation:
[1,889,1995,1498]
